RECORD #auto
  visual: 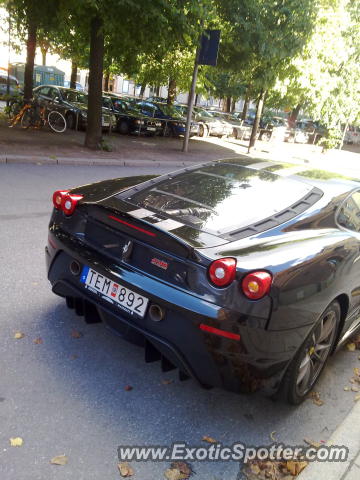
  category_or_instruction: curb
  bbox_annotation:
[0,154,199,168]
[298,400,360,480]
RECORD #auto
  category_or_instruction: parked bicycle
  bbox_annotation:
[9,98,67,133]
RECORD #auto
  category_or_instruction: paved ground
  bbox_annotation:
[1,164,360,480]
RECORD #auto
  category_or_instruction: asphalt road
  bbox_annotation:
[1,163,360,480]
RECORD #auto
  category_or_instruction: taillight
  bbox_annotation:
[208,258,237,287]
[62,193,83,216]
[242,271,272,300]
[52,190,69,210]
[52,190,83,216]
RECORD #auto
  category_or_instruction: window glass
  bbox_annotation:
[337,191,360,232]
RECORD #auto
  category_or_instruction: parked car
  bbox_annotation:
[137,101,199,137]
[46,159,360,404]
[0,72,21,98]
[296,119,327,144]
[209,111,243,138]
[33,85,116,130]
[146,96,168,103]
[259,116,288,142]
[174,104,232,138]
[102,94,162,135]
[63,80,85,91]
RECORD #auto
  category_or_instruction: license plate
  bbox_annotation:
[147,127,156,131]
[80,266,148,317]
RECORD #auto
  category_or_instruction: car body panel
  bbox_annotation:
[46,158,360,395]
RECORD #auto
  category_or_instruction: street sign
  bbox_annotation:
[198,30,221,66]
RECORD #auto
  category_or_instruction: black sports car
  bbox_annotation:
[46,158,360,404]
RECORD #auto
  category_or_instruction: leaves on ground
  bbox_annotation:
[351,386,359,392]
[202,435,217,444]
[9,437,23,447]
[124,385,133,391]
[118,462,134,477]
[308,391,324,406]
[355,394,360,402]
[71,329,83,339]
[14,332,25,339]
[50,455,68,465]
[164,462,192,480]
[270,431,277,441]
[346,342,356,352]
[344,386,351,391]
[33,337,43,344]
[242,459,308,480]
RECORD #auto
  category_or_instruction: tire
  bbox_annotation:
[118,120,129,135]
[21,110,33,129]
[48,110,67,133]
[66,112,75,130]
[198,123,208,138]
[278,301,340,405]
[261,132,271,142]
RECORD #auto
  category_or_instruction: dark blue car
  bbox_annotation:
[136,101,199,137]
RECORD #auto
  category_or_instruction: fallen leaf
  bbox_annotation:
[202,435,217,444]
[354,368,360,377]
[346,343,356,351]
[33,337,43,344]
[50,455,68,465]
[355,394,360,402]
[124,385,133,391]
[351,386,360,392]
[162,379,173,385]
[170,461,192,477]
[286,460,308,476]
[164,468,188,480]
[344,386,351,391]
[9,437,23,447]
[250,464,261,475]
[71,330,82,339]
[14,332,25,339]
[118,462,134,477]
[304,438,321,448]
[270,431,277,442]
[308,391,324,406]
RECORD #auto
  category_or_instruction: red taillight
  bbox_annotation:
[208,258,237,287]
[62,193,83,216]
[199,323,240,341]
[52,190,83,216]
[242,271,272,300]
[52,190,69,210]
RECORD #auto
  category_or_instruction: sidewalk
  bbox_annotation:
[298,400,360,480]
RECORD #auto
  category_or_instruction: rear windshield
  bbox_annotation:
[122,163,317,236]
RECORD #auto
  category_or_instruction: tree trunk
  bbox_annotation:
[194,93,198,106]
[41,48,46,66]
[104,71,110,91]
[231,98,236,113]
[155,85,160,96]
[70,61,77,89]
[140,83,146,98]
[85,16,104,150]
[241,93,250,121]
[289,103,301,127]
[24,15,37,102]
[224,96,231,112]
[248,90,266,153]
[167,78,176,105]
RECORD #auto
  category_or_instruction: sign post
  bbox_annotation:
[182,30,221,153]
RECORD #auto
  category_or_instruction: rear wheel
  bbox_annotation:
[48,110,67,133]
[198,123,208,137]
[20,109,33,129]
[278,301,340,405]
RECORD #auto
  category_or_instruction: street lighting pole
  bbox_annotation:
[6,2,11,106]
[182,46,200,153]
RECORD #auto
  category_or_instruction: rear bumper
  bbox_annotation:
[45,234,307,395]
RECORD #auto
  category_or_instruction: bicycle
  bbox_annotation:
[9,98,67,133]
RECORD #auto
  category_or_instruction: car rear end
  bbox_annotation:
[46,161,325,394]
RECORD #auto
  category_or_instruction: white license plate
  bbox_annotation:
[147,127,156,131]
[80,266,148,317]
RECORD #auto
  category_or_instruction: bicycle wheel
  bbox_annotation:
[21,109,33,129]
[48,110,67,133]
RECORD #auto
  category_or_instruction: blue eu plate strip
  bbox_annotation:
[80,265,89,283]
